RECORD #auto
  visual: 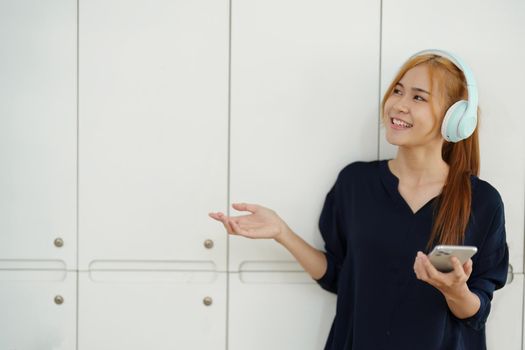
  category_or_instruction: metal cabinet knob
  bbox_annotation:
[204,239,214,249]
[54,238,64,248]
[54,295,64,305]
[203,296,213,306]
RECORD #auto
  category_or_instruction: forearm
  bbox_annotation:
[275,225,327,280]
[443,285,481,319]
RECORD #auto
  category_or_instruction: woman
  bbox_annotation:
[209,50,509,349]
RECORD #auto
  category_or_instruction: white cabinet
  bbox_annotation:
[78,2,229,347]
[0,0,77,269]
[0,271,77,350]
[78,0,230,271]
[487,274,523,350]
[0,2,77,347]
[229,0,381,272]
[0,0,77,344]
[78,271,226,350]
[229,272,336,350]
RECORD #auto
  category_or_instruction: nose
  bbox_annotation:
[392,98,409,113]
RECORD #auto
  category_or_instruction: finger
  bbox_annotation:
[209,213,234,234]
[414,257,428,281]
[413,258,422,279]
[451,256,465,278]
[413,253,421,272]
[420,254,441,281]
[219,215,234,234]
[232,202,259,214]
[230,218,253,237]
[229,217,245,229]
[231,214,257,223]
[208,212,223,221]
[415,252,429,277]
[464,259,473,277]
[416,263,429,281]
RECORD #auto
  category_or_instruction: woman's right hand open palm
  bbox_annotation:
[208,203,288,241]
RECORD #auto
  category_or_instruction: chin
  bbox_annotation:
[385,133,406,146]
[386,139,401,146]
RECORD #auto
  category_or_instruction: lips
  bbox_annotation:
[390,117,413,129]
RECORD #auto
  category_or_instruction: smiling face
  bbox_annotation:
[383,64,445,148]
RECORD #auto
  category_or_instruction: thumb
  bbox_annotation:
[232,202,258,213]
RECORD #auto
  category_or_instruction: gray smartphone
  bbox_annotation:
[428,245,478,272]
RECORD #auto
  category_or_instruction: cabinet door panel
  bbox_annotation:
[0,0,77,268]
[78,271,226,349]
[230,0,380,271]
[79,0,229,270]
[487,275,523,350]
[0,270,77,350]
[229,272,336,350]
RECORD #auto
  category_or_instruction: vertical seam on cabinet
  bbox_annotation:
[377,0,383,161]
[522,182,525,348]
[76,0,80,349]
[226,0,232,349]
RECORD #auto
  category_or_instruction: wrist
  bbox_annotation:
[275,222,293,244]
[443,285,481,319]
[443,283,471,302]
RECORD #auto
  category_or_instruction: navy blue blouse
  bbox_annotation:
[315,159,509,350]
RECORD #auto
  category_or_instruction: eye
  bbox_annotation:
[414,95,427,102]
[393,88,402,95]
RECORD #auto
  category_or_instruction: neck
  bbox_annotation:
[390,145,449,186]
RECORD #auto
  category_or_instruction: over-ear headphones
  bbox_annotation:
[408,49,478,143]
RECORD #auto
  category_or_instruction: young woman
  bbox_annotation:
[209,50,509,349]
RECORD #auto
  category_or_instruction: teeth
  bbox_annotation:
[392,118,412,128]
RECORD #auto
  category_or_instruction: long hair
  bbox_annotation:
[380,54,480,250]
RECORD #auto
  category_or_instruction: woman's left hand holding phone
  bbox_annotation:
[413,251,480,319]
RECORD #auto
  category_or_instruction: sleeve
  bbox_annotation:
[454,201,509,331]
[314,177,347,294]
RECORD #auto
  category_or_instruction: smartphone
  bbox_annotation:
[428,245,478,272]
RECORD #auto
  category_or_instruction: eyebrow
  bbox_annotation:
[396,82,431,95]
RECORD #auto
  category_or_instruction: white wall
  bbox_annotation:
[0,0,523,349]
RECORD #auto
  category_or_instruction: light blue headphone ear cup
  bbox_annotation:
[458,111,477,140]
[441,100,468,142]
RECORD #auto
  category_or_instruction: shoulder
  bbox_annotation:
[329,159,384,197]
[470,175,504,212]
[337,159,383,181]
